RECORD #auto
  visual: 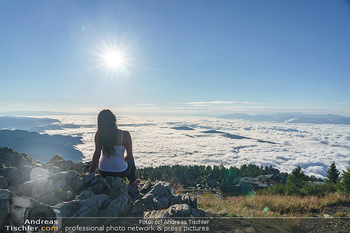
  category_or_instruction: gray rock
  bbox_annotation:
[151,181,172,198]
[0,175,8,189]
[77,188,94,200]
[0,167,19,186]
[153,196,170,210]
[102,196,131,217]
[49,170,80,192]
[0,147,36,167]
[55,199,83,217]
[140,180,152,193]
[53,178,66,190]
[192,208,206,217]
[144,204,200,219]
[55,186,75,202]
[38,193,63,206]
[170,194,183,206]
[182,192,197,208]
[131,200,145,216]
[144,209,170,218]
[72,194,109,217]
[10,177,54,199]
[71,177,84,193]
[0,189,12,221]
[89,177,112,194]
[17,165,33,183]
[82,173,95,186]
[141,193,156,210]
[51,160,85,172]
[47,155,64,165]
[167,204,192,217]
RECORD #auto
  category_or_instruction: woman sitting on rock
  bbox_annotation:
[89,109,137,186]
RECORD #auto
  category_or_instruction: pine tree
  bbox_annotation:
[340,162,350,193]
[285,166,307,195]
[326,161,340,184]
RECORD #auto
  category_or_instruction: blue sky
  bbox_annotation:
[1,0,350,116]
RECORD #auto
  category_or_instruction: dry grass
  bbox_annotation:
[197,192,350,217]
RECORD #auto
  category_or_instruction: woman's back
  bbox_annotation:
[98,130,128,172]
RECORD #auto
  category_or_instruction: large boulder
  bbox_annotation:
[0,147,37,167]
[0,167,20,186]
[10,177,55,198]
[0,189,13,221]
[140,180,152,193]
[50,160,85,172]
[144,204,191,218]
[47,155,64,165]
[0,176,8,189]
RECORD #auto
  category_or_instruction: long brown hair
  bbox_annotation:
[97,109,118,156]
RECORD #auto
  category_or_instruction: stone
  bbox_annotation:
[169,194,183,206]
[168,204,192,217]
[182,193,191,206]
[141,193,156,210]
[17,165,33,184]
[71,177,84,193]
[151,181,172,197]
[89,178,109,194]
[0,167,20,186]
[72,194,109,217]
[51,160,85,172]
[153,196,170,210]
[140,180,152,193]
[131,200,145,216]
[0,147,36,167]
[0,175,8,189]
[55,186,75,202]
[10,177,54,199]
[55,199,83,217]
[102,196,131,217]
[47,155,64,165]
[192,208,206,217]
[77,188,94,200]
[82,173,95,186]
[0,189,13,221]
[144,209,170,218]
[38,193,63,206]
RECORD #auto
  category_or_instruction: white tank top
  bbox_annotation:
[99,131,128,172]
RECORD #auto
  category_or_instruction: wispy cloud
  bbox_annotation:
[185,101,258,105]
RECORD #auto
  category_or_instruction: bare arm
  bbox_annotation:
[89,132,102,173]
[124,131,133,161]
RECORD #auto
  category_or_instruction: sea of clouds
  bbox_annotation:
[40,115,350,179]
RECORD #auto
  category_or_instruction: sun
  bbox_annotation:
[97,42,130,77]
[103,50,126,70]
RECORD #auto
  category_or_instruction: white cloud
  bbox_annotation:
[41,115,350,178]
[185,101,258,105]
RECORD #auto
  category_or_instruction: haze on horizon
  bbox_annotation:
[1,0,350,116]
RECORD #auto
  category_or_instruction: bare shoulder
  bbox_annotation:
[94,132,101,142]
[122,130,131,138]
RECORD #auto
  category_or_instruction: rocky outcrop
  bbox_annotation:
[0,147,205,219]
[0,147,37,167]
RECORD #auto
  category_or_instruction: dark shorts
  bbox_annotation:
[99,158,136,182]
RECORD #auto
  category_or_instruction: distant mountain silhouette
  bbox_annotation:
[0,129,83,162]
[0,116,81,133]
[219,112,350,125]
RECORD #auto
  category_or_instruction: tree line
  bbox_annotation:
[136,163,323,190]
[258,162,350,196]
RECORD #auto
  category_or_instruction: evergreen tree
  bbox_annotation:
[285,166,307,195]
[326,161,340,184]
[340,162,350,193]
